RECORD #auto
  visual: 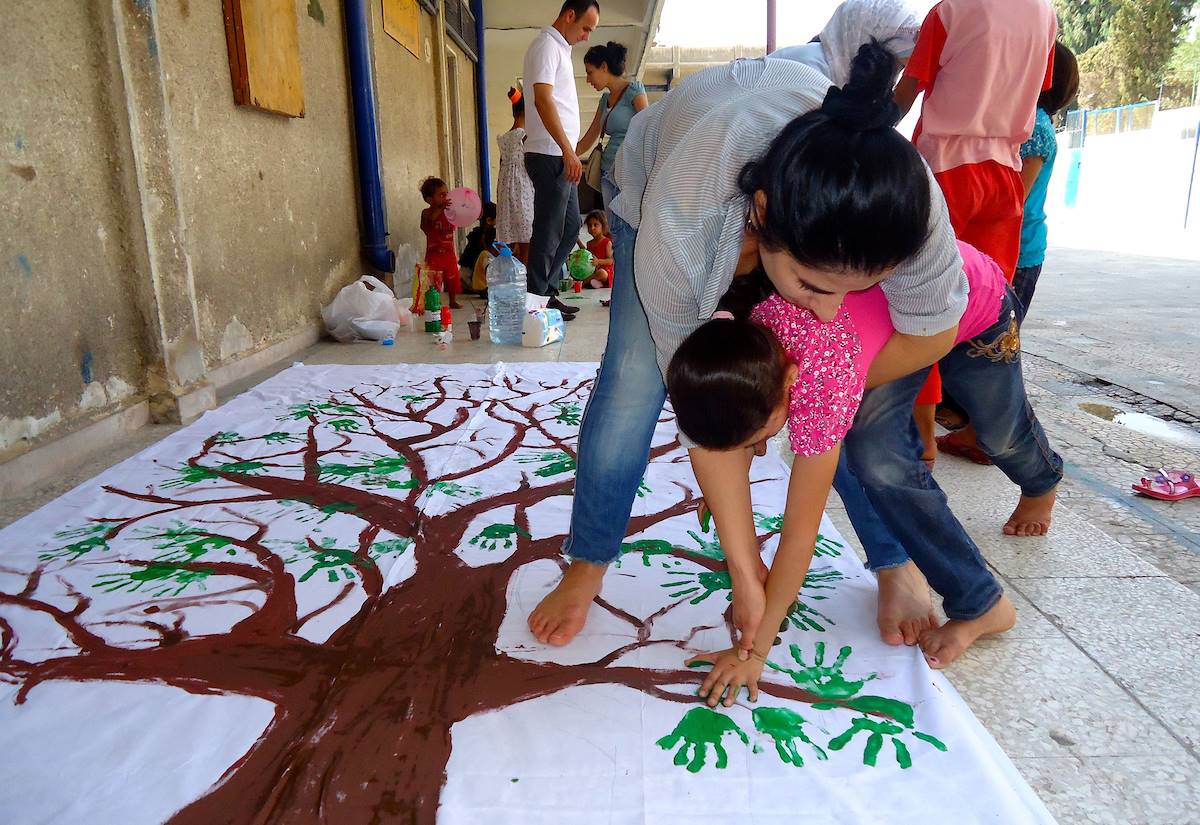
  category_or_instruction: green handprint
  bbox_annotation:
[656,707,749,773]
[163,461,266,488]
[144,524,234,561]
[751,707,828,767]
[635,479,652,497]
[470,523,531,551]
[94,561,213,598]
[40,523,110,562]
[399,393,432,403]
[553,403,582,425]
[284,539,373,584]
[827,715,947,769]
[371,537,412,556]
[318,455,408,484]
[619,538,675,567]
[424,481,482,499]
[213,431,240,444]
[814,532,844,558]
[662,569,732,605]
[767,642,875,701]
[802,568,846,596]
[281,401,360,420]
[685,530,725,561]
[261,431,299,444]
[783,598,835,632]
[516,451,577,478]
[753,512,784,533]
[327,418,361,433]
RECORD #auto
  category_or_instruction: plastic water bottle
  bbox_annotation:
[487,242,526,345]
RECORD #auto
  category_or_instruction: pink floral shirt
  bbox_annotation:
[750,295,864,457]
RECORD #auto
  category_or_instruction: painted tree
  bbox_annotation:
[0,369,946,824]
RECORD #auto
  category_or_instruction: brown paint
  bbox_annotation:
[8,163,36,181]
[2,375,867,822]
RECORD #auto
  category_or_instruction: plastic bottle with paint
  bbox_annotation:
[424,285,442,333]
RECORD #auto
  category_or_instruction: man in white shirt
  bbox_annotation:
[522,0,599,319]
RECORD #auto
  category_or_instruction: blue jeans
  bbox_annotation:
[841,288,1063,620]
[563,190,665,564]
[1012,264,1043,318]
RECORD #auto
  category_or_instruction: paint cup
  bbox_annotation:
[572,280,583,293]
[468,319,481,340]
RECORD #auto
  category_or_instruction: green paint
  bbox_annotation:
[306,0,325,24]
[552,403,581,425]
[327,418,361,433]
[783,598,834,632]
[286,538,374,583]
[145,524,233,561]
[516,451,576,478]
[41,523,110,562]
[163,461,266,488]
[767,642,875,700]
[469,523,530,550]
[262,431,300,444]
[699,508,713,533]
[821,707,946,769]
[802,568,845,593]
[753,512,783,533]
[399,394,432,403]
[281,401,361,420]
[424,481,482,499]
[318,455,408,485]
[619,538,674,567]
[214,431,240,444]
[656,707,748,773]
[683,529,725,561]
[813,533,844,558]
[635,479,652,497]
[662,569,731,604]
[371,537,412,556]
[95,561,213,598]
[751,707,827,767]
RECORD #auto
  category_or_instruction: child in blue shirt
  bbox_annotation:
[1014,41,1079,316]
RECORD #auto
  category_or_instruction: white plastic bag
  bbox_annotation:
[321,275,400,342]
[522,308,565,348]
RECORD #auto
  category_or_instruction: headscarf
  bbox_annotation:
[817,0,920,87]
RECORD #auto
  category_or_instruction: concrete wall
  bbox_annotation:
[0,1,149,457]
[0,0,480,464]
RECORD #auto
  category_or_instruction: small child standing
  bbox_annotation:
[582,209,613,288]
[1014,41,1079,316]
[419,176,462,309]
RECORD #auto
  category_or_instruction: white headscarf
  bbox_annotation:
[818,0,920,87]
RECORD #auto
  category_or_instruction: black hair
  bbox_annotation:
[559,0,599,19]
[508,86,525,118]
[482,201,497,222]
[584,41,628,76]
[1038,41,1079,117]
[584,208,609,236]
[419,176,446,201]
[739,39,930,277]
[667,319,790,450]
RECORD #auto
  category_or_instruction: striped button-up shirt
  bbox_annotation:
[612,57,967,379]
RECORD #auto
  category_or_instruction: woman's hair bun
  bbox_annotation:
[819,39,901,132]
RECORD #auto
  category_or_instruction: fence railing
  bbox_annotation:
[1062,101,1160,148]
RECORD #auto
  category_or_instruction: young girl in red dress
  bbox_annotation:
[419,176,462,308]
[582,209,613,288]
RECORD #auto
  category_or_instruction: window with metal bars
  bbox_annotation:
[444,0,477,62]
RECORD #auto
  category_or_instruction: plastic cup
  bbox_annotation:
[468,320,481,340]
[573,280,583,293]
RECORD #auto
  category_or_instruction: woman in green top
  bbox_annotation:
[576,41,649,216]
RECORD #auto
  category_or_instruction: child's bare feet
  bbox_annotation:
[1003,488,1057,536]
[876,561,937,645]
[919,595,1016,669]
[449,301,463,309]
[528,560,606,646]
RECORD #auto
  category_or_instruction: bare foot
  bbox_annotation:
[915,403,938,467]
[1003,488,1057,537]
[919,595,1016,669]
[528,561,606,646]
[876,561,937,646]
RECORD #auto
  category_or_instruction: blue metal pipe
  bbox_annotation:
[344,0,395,272]
[472,0,492,202]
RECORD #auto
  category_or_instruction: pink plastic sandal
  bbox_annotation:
[1132,469,1200,501]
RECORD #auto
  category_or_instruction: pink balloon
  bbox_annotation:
[445,187,482,227]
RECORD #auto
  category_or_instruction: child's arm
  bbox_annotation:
[593,239,614,267]
[689,445,767,652]
[691,446,840,707]
[420,207,432,233]
[1019,156,1044,197]
[865,325,958,389]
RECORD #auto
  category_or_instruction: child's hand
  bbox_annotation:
[686,647,766,708]
[730,578,766,656]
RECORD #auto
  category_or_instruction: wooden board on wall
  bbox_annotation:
[222,0,306,117]
[383,0,422,59]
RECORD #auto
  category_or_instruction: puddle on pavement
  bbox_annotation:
[1078,403,1200,449]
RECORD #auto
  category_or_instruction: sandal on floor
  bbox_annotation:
[935,434,992,466]
[1132,469,1200,501]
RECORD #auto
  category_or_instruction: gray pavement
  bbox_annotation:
[3,249,1200,823]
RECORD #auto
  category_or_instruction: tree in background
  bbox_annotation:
[1161,31,1200,107]
[1054,0,1120,53]
[1071,0,1196,108]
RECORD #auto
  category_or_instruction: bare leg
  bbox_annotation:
[876,561,938,645]
[513,242,530,265]
[914,403,938,467]
[919,595,1016,669]
[528,560,606,646]
[1003,487,1057,536]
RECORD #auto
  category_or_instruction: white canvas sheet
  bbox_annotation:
[0,363,1054,824]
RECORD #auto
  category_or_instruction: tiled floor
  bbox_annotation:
[5,274,1200,823]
